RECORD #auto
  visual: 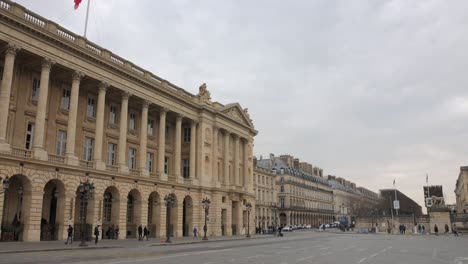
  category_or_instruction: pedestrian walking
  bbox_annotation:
[422,225,426,235]
[138,224,143,241]
[115,226,120,239]
[434,224,439,236]
[143,226,149,241]
[444,224,449,234]
[94,225,100,244]
[403,225,406,235]
[65,225,73,244]
[418,224,422,235]
[193,227,198,237]
[453,224,459,237]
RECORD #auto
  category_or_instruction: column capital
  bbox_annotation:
[142,99,151,108]
[42,58,55,69]
[72,71,84,82]
[190,119,198,126]
[175,113,184,122]
[160,107,169,114]
[5,43,21,56]
[99,82,109,92]
[122,91,131,100]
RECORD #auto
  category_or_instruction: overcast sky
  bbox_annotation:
[16,0,468,208]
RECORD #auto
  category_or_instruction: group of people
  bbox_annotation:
[398,224,407,234]
[105,225,120,240]
[137,224,150,241]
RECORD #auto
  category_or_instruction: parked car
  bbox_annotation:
[282,226,292,232]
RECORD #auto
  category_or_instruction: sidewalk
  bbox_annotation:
[0,234,269,254]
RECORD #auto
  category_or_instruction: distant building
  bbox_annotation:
[253,158,278,230]
[379,189,422,216]
[455,166,468,213]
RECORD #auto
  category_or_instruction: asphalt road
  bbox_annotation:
[1,231,467,264]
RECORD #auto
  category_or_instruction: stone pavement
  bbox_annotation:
[0,234,270,254]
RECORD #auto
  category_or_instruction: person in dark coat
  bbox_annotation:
[115,226,120,239]
[434,224,439,236]
[143,226,149,241]
[94,225,100,244]
[65,225,73,245]
[138,224,143,241]
[193,227,198,237]
[444,224,450,234]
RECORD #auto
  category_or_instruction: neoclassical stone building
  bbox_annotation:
[455,166,468,214]
[257,154,334,227]
[0,1,256,242]
[253,160,277,231]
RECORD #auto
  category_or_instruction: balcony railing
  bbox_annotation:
[129,169,139,176]
[106,164,118,172]
[79,160,94,168]
[48,154,65,164]
[10,147,32,158]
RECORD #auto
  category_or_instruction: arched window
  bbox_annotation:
[103,193,113,223]
[127,194,134,224]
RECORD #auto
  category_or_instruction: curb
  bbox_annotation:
[149,235,270,247]
[0,246,121,254]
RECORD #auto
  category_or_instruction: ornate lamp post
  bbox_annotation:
[272,202,278,236]
[164,194,176,243]
[202,197,211,240]
[245,202,252,238]
[78,178,94,247]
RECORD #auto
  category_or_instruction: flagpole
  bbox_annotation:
[83,0,91,38]
[394,179,398,216]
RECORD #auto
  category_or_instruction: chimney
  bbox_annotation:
[253,156,257,168]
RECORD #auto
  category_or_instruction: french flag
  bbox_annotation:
[74,0,82,10]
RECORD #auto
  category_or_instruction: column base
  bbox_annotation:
[33,147,48,161]
[66,154,79,166]
[95,160,106,170]
[119,165,129,174]
[0,141,11,153]
[140,168,150,178]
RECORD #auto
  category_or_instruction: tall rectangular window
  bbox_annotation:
[182,159,190,178]
[164,156,169,174]
[0,65,3,80]
[60,87,71,110]
[146,152,154,172]
[109,105,117,125]
[56,130,67,156]
[31,78,40,101]
[147,119,154,136]
[128,148,136,169]
[87,96,96,118]
[25,122,35,150]
[107,143,116,165]
[129,112,136,130]
[183,127,191,143]
[165,125,170,143]
[83,137,94,161]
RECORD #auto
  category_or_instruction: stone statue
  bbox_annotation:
[244,108,253,123]
[431,195,445,206]
[198,83,212,105]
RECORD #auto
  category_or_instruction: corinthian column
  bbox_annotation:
[174,114,182,179]
[223,131,230,184]
[243,138,250,188]
[157,108,167,181]
[139,100,150,177]
[234,135,240,186]
[0,43,20,152]
[212,127,219,183]
[189,120,197,179]
[118,91,130,174]
[94,82,108,170]
[33,58,55,160]
[65,71,84,165]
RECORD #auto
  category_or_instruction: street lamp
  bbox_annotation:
[78,178,94,247]
[202,197,211,240]
[164,194,176,243]
[272,202,278,236]
[245,202,252,238]
[410,205,416,226]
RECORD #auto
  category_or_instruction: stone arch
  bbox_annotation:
[126,189,142,238]
[1,174,32,241]
[279,212,287,227]
[182,195,193,237]
[40,179,66,241]
[147,191,161,238]
[101,186,120,239]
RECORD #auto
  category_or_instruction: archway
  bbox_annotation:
[40,180,65,241]
[1,174,31,241]
[101,186,120,239]
[279,213,287,227]
[147,192,161,238]
[126,189,142,238]
[182,196,193,237]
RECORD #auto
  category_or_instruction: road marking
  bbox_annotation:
[106,249,232,264]
[319,247,330,250]
[358,248,368,252]
[370,253,378,258]
[357,257,367,263]
[247,255,264,259]
[321,252,332,256]
[297,256,314,261]
[380,249,387,253]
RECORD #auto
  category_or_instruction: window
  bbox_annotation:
[165,125,170,143]
[107,143,117,165]
[126,194,134,224]
[25,122,35,150]
[128,148,136,169]
[129,112,136,130]
[222,197,226,203]
[109,105,118,125]
[146,152,154,172]
[83,137,94,161]
[280,185,284,193]
[60,87,71,110]
[0,65,3,80]
[103,193,113,223]
[147,119,154,136]
[183,127,191,143]
[87,96,96,118]
[182,159,190,178]
[31,78,40,101]
[164,156,169,174]
[56,130,67,156]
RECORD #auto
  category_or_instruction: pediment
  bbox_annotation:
[218,103,254,129]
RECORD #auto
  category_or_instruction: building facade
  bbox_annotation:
[455,166,468,213]
[257,154,334,227]
[0,1,257,242]
[253,161,277,231]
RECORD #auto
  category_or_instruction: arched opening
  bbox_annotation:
[40,180,65,241]
[166,193,178,237]
[101,186,120,239]
[182,196,193,237]
[126,189,142,239]
[1,174,31,241]
[148,192,160,238]
[279,213,287,227]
